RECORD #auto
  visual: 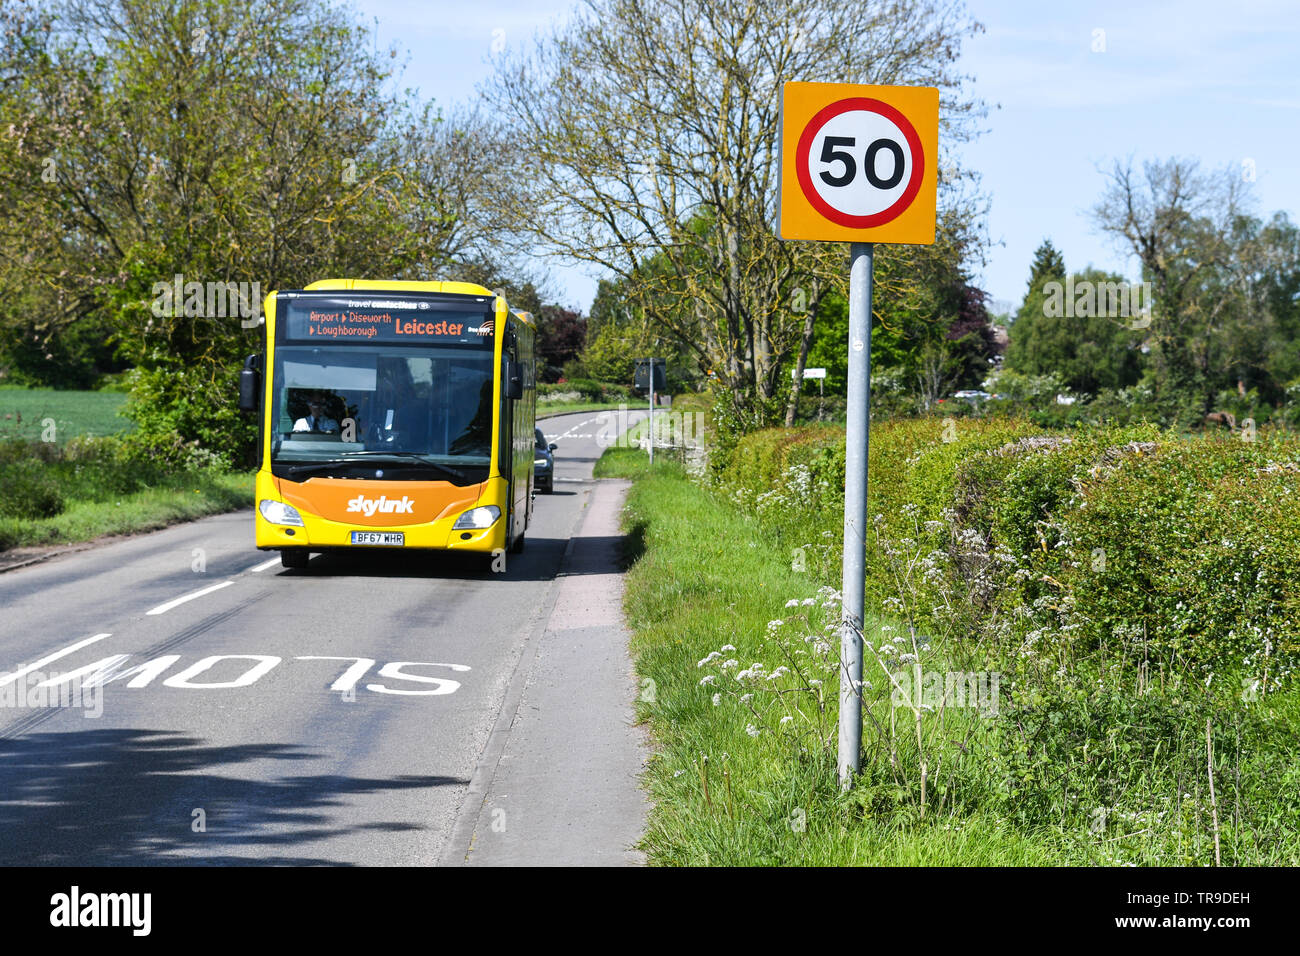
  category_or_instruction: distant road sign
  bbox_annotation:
[633,357,665,394]
[793,367,827,379]
[778,82,938,245]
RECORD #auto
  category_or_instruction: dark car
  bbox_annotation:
[534,427,558,493]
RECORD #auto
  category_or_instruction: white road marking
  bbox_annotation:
[146,580,234,616]
[162,654,280,688]
[246,557,281,573]
[0,633,112,688]
[366,661,463,696]
[7,649,474,696]
[547,410,646,443]
[296,656,376,692]
[38,654,181,689]
[555,416,603,439]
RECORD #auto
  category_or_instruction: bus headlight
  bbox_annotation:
[453,505,500,529]
[259,499,304,527]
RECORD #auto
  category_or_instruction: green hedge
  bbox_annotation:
[0,458,65,518]
[718,419,1300,676]
[538,378,635,403]
[0,432,228,514]
[0,434,250,551]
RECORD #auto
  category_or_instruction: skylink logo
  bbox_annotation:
[346,495,414,516]
[50,886,151,936]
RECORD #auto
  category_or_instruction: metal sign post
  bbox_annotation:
[635,357,665,464]
[838,243,872,787]
[798,367,828,420]
[777,82,937,790]
[648,371,655,466]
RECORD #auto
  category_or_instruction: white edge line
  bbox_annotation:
[146,580,235,616]
[247,557,281,573]
[0,633,112,688]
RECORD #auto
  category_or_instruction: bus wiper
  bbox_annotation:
[339,453,468,482]
[276,461,355,479]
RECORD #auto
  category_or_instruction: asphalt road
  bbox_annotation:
[0,408,647,865]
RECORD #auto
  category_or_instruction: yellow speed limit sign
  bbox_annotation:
[778,82,938,245]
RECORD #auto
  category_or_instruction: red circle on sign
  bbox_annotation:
[795,97,925,229]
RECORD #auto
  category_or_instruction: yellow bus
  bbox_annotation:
[238,279,537,569]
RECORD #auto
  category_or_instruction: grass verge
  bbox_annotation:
[609,448,1300,865]
[0,470,252,552]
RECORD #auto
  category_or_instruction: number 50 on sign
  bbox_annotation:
[777,82,938,245]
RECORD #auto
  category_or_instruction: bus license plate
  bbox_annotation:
[350,531,405,546]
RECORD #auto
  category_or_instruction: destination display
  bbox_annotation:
[279,294,495,346]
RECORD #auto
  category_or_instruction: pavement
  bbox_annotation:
[0,408,650,865]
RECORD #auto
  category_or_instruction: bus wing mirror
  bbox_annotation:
[504,359,524,400]
[238,354,261,412]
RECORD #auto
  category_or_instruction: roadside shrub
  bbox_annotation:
[122,364,253,469]
[0,456,65,518]
[719,417,1300,675]
[537,379,633,403]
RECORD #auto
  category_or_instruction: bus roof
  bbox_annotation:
[303,278,496,298]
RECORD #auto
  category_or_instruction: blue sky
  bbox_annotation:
[353,0,1300,316]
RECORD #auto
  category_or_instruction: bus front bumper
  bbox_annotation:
[254,472,509,553]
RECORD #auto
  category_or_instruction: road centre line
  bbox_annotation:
[146,580,235,616]
[0,633,112,687]
[246,557,281,573]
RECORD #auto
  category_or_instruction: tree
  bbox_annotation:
[486,0,986,427]
[1255,213,1300,403]
[581,271,696,389]
[1092,158,1255,420]
[536,305,586,381]
[1004,241,1143,397]
[801,230,998,411]
[0,0,516,453]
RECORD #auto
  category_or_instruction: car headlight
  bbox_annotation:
[259,499,304,527]
[534,457,549,467]
[453,505,500,529]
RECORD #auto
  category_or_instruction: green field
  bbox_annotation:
[0,387,251,554]
[0,386,133,444]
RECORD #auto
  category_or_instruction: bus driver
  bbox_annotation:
[293,395,340,434]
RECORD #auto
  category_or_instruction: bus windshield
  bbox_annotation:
[270,344,495,477]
